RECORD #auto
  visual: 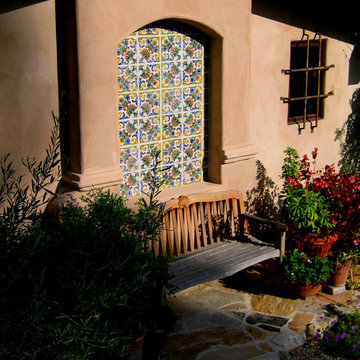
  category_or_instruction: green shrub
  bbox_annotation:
[282,249,332,286]
[280,147,334,234]
[0,111,61,243]
[2,189,170,359]
[0,117,171,359]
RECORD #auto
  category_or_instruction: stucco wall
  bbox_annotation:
[249,14,358,188]
[0,0,58,181]
[1,0,358,202]
[62,0,359,197]
[61,0,257,194]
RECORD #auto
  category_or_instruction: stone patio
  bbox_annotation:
[158,261,360,360]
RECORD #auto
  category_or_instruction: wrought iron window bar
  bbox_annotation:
[281,31,335,133]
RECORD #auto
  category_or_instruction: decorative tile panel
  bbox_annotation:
[118,21,208,196]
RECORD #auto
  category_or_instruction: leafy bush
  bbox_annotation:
[318,302,360,359]
[281,249,332,286]
[0,111,61,243]
[1,189,170,359]
[282,146,360,260]
[0,117,171,359]
[280,147,334,235]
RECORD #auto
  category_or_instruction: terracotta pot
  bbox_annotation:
[127,330,146,360]
[328,261,352,287]
[288,283,322,298]
[301,233,338,258]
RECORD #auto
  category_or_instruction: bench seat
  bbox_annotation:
[169,238,280,292]
[151,190,286,294]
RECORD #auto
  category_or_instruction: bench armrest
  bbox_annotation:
[241,213,287,230]
[240,213,287,261]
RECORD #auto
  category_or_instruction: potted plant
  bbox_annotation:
[281,146,360,288]
[282,249,333,297]
[280,147,337,257]
[310,162,360,286]
[327,249,359,287]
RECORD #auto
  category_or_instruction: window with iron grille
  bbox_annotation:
[281,33,334,131]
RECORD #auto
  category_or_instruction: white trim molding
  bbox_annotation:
[222,143,258,164]
[62,166,123,191]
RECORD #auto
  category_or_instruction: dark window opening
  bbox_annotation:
[281,33,334,132]
[288,40,326,123]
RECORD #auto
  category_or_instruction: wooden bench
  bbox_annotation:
[152,190,287,294]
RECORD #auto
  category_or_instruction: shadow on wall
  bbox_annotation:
[252,0,359,45]
[349,45,360,85]
[335,88,360,172]
[244,160,281,243]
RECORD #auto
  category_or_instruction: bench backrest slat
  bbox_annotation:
[154,190,245,257]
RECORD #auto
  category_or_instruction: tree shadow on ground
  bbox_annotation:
[221,259,295,299]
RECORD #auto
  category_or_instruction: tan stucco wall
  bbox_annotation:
[1,0,358,203]
[0,1,58,180]
[63,0,359,197]
[249,14,358,189]
[62,0,256,193]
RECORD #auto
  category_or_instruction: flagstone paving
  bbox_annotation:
[159,263,360,360]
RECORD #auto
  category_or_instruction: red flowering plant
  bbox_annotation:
[305,158,360,265]
[281,147,360,262]
[281,147,336,256]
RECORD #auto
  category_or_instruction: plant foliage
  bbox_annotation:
[0,120,171,359]
[282,248,332,286]
[0,111,61,243]
[281,147,334,234]
[318,301,360,359]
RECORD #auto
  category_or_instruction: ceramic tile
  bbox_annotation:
[139,64,160,90]
[118,93,138,120]
[163,139,182,165]
[140,170,153,193]
[162,114,182,139]
[119,120,138,145]
[183,136,202,162]
[161,35,182,61]
[183,86,202,111]
[183,60,202,85]
[139,116,160,143]
[118,37,137,65]
[118,65,137,92]
[120,172,139,196]
[140,143,161,169]
[118,22,208,196]
[183,36,202,59]
[138,36,160,63]
[164,164,182,188]
[139,91,160,116]
[162,88,182,114]
[162,62,182,87]
[184,111,202,136]
[183,160,202,184]
[119,146,138,172]
[137,27,160,36]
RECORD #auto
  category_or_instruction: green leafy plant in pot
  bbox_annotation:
[282,249,333,297]
[280,147,336,257]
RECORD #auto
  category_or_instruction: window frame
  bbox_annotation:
[287,39,327,124]
[281,33,334,132]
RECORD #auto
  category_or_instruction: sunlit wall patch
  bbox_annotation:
[117,21,209,196]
